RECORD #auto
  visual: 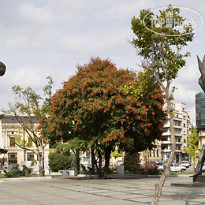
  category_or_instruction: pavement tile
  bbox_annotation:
[0,176,205,205]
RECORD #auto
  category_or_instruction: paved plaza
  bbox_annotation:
[0,176,205,205]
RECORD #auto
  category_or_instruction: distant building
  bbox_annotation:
[196,92,205,148]
[0,112,50,174]
[140,102,192,163]
[160,103,192,163]
[196,92,205,131]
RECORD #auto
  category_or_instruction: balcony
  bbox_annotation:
[162,131,171,136]
[175,149,182,153]
[161,148,171,152]
[174,125,182,129]
[174,133,182,137]
[161,140,171,144]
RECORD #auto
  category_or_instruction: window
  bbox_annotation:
[8,153,17,164]
[85,151,90,157]
[37,152,42,161]
[10,137,15,147]
[150,150,152,157]
[9,154,16,158]
[27,153,34,161]
[157,149,159,157]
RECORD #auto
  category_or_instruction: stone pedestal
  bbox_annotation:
[116,165,124,174]
[194,175,205,183]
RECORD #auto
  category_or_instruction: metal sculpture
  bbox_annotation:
[193,55,205,181]
[198,55,205,92]
[0,61,6,76]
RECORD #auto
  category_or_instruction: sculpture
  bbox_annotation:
[193,55,205,181]
[198,55,205,92]
[0,61,6,76]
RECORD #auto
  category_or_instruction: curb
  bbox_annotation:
[0,176,52,182]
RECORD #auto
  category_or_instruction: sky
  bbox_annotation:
[0,0,205,124]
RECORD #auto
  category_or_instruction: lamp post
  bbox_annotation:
[0,61,6,76]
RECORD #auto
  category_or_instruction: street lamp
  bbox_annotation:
[0,61,6,76]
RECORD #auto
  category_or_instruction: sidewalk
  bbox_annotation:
[0,175,204,204]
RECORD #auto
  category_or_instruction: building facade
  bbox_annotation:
[140,102,192,163]
[160,103,192,163]
[0,112,50,173]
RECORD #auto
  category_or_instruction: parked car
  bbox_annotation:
[170,163,186,172]
[157,164,164,171]
[157,163,168,171]
[202,163,205,172]
[180,161,190,168]
[140,161,157,170]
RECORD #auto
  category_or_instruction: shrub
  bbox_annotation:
[22,165,32,176]
[48,152,75,172]
[4,165,32,178]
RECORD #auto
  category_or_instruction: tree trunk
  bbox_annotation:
[91,148,96,175]
[152,98,176,205]
[39,148,45,176]
[42,145,45,176]
[96,149,103,178]
[103,146,112,179]
[75,149,80,176]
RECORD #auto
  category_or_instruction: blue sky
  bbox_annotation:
[0,0,205,124]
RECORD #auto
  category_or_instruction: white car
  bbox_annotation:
[202,163,205,172]
[180,161,190,168]
[170,163,186,172]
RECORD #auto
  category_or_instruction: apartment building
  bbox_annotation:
[160,103,192,163]
[141,102,192,163]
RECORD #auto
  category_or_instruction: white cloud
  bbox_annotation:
[0,0,204,126]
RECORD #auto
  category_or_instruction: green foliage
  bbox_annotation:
[66,138,88,152]
[48,145,75,172]
[0,148,7,154]
[131,5,194,83]
[124,152,140,171]
[184,127,199,165]
[44,57,166,178]
[45,58,165,150]
[111,151,122,159]
[143,167,160,175]
[9,76,54,176]
[4,165,32,178]
[0,114,5,119]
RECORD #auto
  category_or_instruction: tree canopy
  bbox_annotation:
[184,127,199,170]
[43,57,166,178]
[131,5,194,204]
[9,76,53,176]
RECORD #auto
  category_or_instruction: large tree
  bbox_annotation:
[9,76,53,176]
[43,57,166,178]
[131,5,194,204]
